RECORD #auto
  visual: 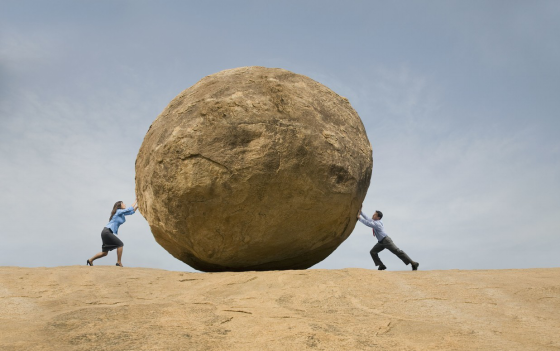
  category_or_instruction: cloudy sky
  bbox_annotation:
[1,1,559,272]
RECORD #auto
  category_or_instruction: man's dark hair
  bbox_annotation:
[375,210,383,219]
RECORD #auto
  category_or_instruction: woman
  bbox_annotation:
[87,199,138,267]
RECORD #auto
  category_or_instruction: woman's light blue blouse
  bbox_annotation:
[105,206,135,234]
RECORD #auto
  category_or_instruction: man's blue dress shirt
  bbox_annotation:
[358,210,388,243]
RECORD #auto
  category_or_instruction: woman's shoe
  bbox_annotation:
[87,259,93,266]
[116,263,123,267]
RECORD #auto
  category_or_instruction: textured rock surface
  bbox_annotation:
[2,267,560,351]
[135,66,372,271]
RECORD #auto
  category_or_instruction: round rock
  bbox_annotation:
[135,66,372,272]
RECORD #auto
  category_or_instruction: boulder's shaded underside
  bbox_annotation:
[135,66,372,271]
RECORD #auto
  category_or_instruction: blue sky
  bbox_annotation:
[1,0,559,271]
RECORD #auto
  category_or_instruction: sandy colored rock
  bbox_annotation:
[1,266,560,351]
[135,66,372,271]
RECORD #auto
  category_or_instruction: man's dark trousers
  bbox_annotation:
[370,236,414,267]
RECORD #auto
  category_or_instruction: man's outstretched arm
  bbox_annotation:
[357,210,375,228]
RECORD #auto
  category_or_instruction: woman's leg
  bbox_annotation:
[116,246,123,266]
[89,251,107,264]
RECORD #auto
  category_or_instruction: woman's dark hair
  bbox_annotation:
[375,210,383,219]
[109,201,123,221]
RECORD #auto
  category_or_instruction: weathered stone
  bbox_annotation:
[135,66,372,271]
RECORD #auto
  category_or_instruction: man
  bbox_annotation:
[357,208,419,271]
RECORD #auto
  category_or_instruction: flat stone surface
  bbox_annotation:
[1,266,559,351]
[135,66,372,271]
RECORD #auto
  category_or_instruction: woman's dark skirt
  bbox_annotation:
[101,227,123,252]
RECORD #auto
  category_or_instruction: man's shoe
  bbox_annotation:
[411,262,419,271]
[378,264,387,271]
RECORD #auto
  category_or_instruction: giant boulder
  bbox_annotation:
[135,66,372,271]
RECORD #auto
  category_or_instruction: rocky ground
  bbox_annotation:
[1,266,559,350]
